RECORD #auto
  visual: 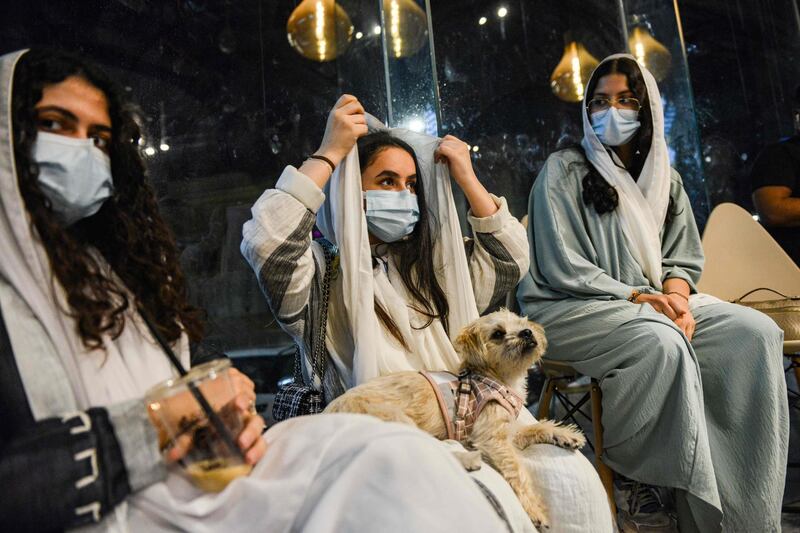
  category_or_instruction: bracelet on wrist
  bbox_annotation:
[307,154,336,173]
[666,291,689,301]
[627,290,641,303]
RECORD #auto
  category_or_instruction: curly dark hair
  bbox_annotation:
[357,131,449,349]
[11,48,204,349]
[580,57,678,223]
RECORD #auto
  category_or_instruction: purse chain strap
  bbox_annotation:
[293,238,336,386]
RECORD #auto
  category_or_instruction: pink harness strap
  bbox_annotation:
[420,370,524,445]
[419,371,457,440]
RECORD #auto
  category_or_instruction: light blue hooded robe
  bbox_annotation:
[518,55,789,533]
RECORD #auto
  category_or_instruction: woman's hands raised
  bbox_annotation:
[434,135,498,218]
[301,95,368,190]
[317,94,368,167]
[434,135,476,189]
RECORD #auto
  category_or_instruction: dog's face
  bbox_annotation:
[454,309,547,381]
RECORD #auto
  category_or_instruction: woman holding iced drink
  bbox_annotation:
[0,48,519,532]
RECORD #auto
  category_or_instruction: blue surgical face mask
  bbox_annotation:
[33,131,114,226]
[590,107,641,146]
[362,189,420,243]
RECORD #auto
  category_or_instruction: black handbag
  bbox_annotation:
[272,238,337,422]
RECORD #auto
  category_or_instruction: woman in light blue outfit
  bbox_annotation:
[517,54,788,532]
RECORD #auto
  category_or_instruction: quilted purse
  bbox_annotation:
[732,287,800,341]
[272,238,337,421]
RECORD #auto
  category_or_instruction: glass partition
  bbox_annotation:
[621,0,710,226]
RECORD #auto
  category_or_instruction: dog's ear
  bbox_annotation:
[454,321,485,365]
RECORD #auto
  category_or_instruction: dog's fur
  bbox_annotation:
[325,309,585,528]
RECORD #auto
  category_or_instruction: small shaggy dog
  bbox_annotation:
[325,309,585,528]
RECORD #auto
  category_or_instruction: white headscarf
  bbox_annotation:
[580,53,672,289]
[0,49,184,419]
[316,115,478,385]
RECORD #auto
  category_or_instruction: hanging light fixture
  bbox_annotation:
[287,0,354,62]
[550,38,599,103]
[383,0,427,58]
[628,25,671,81]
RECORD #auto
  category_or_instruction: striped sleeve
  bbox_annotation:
[466,195,530,313]
[240,166,324,339]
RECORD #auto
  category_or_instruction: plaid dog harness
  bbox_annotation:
[419,370,525,444]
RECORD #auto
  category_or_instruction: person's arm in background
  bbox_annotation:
[752,186,800,226]
[751,142,800,226]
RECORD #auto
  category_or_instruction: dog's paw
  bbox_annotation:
[551,427,586,450]
[520,497,550,530]
[452,450,483,472]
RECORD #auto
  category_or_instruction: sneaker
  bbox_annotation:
[614,477,678,532]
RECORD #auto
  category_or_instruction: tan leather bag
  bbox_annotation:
[732,288,800,341]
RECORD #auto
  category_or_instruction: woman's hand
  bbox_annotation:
[673,309,696,341]
[316,94,368,167]
[434,135,477,187]
[634,293,695,341]
[434,135,498,217]
[634,293,679,321]
[227,368,267,465]
[664,292,689,316]
[160,367,267,466]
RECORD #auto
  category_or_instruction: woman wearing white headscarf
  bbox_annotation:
[242,95,616,532]
[517,54,789,532]
[0,48,530,533]
[242,95,530,393]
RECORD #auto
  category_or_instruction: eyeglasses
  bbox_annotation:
[586,96,642,113]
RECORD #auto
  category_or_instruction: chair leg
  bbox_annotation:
[591,382,616,518]
[538,377,556,420]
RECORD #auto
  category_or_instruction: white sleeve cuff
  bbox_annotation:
[275,165,326,213]
[468,194,512,234]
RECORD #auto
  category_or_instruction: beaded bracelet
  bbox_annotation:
[307,154,336,173]
[627,290,641,303]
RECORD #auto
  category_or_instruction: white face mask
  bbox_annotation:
[362,189,420,243]
[590,107,641,146]
[33,131,114,226]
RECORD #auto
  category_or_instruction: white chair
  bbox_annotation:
[698,202,800,357]
[698,203,800,492]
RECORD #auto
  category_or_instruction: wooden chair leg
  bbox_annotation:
[591,382,616,518]
[538,377,556,420]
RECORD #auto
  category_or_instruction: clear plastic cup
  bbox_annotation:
[145,359,253,492]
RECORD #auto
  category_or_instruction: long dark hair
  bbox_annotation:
[580,57,678,222]
[11,49,204,349]
[358,132,449,350]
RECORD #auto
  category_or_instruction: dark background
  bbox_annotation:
[1,0,798,383]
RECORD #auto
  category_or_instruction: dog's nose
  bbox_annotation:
[519,329,533,340]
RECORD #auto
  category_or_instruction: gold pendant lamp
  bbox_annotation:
[383,0,428,58]
[550,38,600,103]
[628,25,671,81]
[287,0,354,62]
